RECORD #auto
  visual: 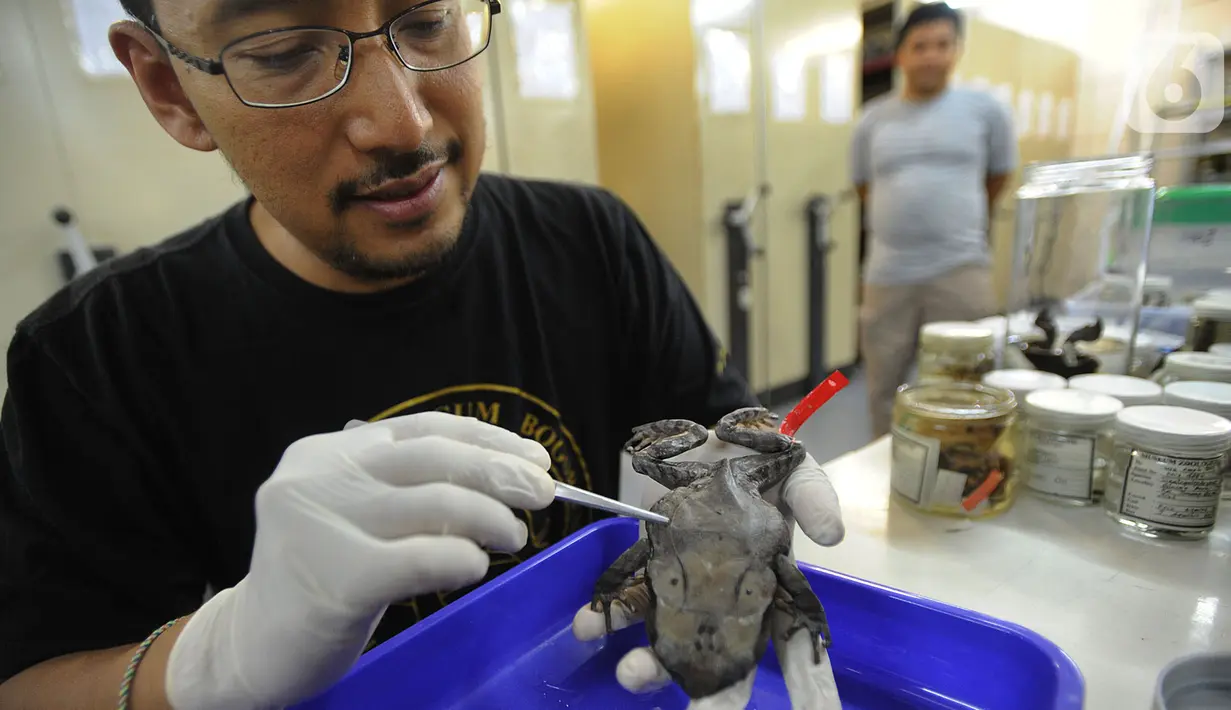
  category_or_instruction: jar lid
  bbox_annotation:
[1026,389,1123,425]
[1163,352,1231,382]
[1068,374,1163,406]
[919,321,995,351]
[1155,651,1231,710]
[1209,343,1231,358]
[1191,297,1231,320]
[1115,405,1231,456]
[982,369,1067,399]
[1162,381,1231,417]
[1144,275,1173,290]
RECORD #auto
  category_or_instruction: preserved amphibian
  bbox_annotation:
[590,408,830,700]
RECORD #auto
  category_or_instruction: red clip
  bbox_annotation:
[779,371,850,438]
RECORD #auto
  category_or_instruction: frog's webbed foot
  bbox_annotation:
[772,554,832,664]
[591,538,652,633]
[591,576,651,635]
[716,407,792,453]
[778,597,831,664]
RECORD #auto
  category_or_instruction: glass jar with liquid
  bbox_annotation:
[1102,405,1231,540]
[890,383,1017,518]
[917,322,996,385]
[1008,155,1155,377]
[1151,352,1231,386]
[1186,297,1231,352]
[1021,389,1123,506]
[1163,380,1231,500]
[981,369,1068,490]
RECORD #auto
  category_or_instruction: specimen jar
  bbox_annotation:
[1142,275,1173,307]
[981,369,1068,486]
[1151,352,1231,385]
[1162,380,1231,500]
[890,383,1017,518]
[1021,389,1123,506]
[1006,154,1155,376]
[1103,406,1231,540]
[916,321,996,385]
[1184,296,1231,352]
[1067,374,1162,407]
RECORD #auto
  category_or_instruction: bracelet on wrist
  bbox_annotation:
[117,616,184,710]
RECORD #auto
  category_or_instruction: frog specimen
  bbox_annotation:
[590,407,831,700]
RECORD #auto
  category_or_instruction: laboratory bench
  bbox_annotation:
[794,436,1230,710]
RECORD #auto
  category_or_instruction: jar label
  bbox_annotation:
[890,426,938,504]
[1119,450,1224,531]
[1025,429,1097,501]
[891,427,977,509]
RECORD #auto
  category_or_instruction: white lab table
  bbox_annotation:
[792,436,1230,710]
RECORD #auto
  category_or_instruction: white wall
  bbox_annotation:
[0,0,246,395]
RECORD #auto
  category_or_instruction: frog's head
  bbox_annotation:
[646,553,778,698]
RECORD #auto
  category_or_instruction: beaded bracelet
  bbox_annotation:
[117,617,182,710]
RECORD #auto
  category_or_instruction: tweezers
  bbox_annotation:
[554,481,670,525]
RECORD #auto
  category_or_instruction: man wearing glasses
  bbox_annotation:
[0,1,845,708]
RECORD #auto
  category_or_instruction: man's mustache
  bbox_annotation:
[329,140,463,212]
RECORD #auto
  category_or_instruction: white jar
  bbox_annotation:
[1163,381,1231,500]
[1068,374,1163,407]
[1022,390,1123,506]
[917,321,996,385]
[1152,352,1231,385]
[981,369,1067,401]
[982,370,1068,495]
[1143,275,1173,307]
[1102,406,1231,540]
[1186,297,1231,352]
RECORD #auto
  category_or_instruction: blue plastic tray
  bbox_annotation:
[291,519,1084,709]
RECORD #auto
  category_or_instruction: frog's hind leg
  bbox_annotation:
[735,442,806,493]
[716,407,792,453]
[772,553,832,663]
[591,538,652,633]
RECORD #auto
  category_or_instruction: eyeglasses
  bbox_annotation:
[150,0,500,109]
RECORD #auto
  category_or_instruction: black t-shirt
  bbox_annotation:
[0,173,755,680]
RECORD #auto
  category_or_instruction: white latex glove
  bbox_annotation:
[166,412,555,710]
[573,431,845,709]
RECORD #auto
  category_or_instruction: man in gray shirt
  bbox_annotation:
[851,2,1017,437]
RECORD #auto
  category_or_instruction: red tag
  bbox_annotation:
[779,371,850,438]
[961,469,1004,512]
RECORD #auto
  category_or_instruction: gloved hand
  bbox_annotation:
[572,430,845,709]
[165,412,555,710]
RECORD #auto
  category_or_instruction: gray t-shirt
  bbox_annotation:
[851,87,1017,286]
